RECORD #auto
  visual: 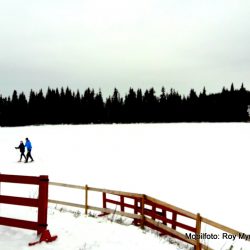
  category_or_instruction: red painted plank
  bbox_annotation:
[105,199,121,206]
[175,221,196,233]
[143,209,196,233]
[37,175,49,234]
[102,193,107,209]
[0,195,38,207]
[123,202,137,210]
[105,198,140,211]
[0,217,38,231]
[0,174,40,185]
[120,196,125,212]
[144,198,193,219]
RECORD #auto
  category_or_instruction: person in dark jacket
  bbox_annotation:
[24,138,34,163]
[15,140,26,162]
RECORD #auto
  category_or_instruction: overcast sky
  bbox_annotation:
[1,0,250,97]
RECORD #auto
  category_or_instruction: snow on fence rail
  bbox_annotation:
[48,181,249,250]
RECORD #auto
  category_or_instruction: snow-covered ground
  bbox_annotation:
[0,206,184,250]
[0,123,249,249]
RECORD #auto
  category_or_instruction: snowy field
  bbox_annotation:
[0,123,249,250]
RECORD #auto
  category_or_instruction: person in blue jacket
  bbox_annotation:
[25,138,34,163]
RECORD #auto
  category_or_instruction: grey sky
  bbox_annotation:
[1,0,250,97]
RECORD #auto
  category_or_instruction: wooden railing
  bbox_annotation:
[0,174,49,235]
[48,182,249,250]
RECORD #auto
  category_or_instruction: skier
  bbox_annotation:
[15,140,26,162]
[24,137,34,163]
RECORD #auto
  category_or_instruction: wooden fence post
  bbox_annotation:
[37,175,49,235]
[134,198,138,215]
[102,192,107,209]
[120,196,125,212]
[195,213,202,250]
[85,185,88,215]
[172,211,177,230]
[162,209,167,225]
[140,195,145,229]
[152,203,156,221]
[133,197,139,226]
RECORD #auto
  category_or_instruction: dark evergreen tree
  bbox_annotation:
[106,88,123,123]
[0,84,250,126]
[94,90,105,123]
[81,88,96,123]
[72,90,82,124]
[142,88,158,122]
[17,92,28,125]
[124,88,138,123]
[165,88,183,122]
[186,89,199,121]
[159,87,167,122]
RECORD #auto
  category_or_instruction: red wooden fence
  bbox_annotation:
[48,182,250,250]
[0,173,57,246]
[101,191,200,248]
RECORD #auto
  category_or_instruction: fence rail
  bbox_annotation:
[48,181,249,250]
[0,174,49,235]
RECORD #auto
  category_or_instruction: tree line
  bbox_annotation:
[0,84,249,126]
